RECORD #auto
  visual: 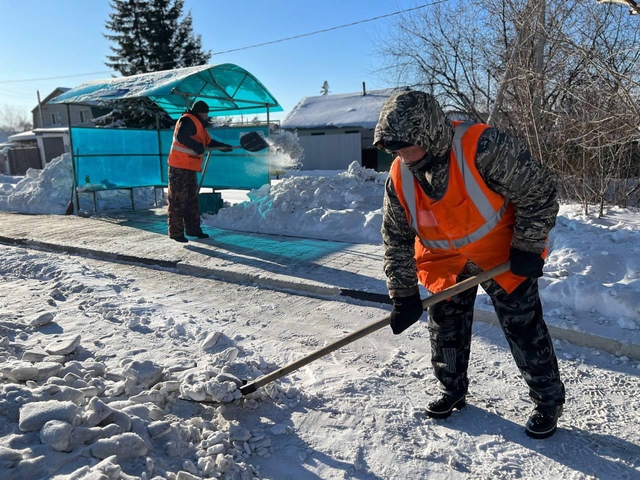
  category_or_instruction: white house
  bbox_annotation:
[281,85,409,171]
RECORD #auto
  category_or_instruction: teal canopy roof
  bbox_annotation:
[49,63,282,119]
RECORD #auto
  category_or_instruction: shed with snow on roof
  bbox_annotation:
[281,85,408,172]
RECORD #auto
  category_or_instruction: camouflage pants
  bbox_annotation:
[428,262,565,406]
[167,166,203,238]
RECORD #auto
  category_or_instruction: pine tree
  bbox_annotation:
[105,0,210,75]
[320,81,330,96]
[103,0,212,128]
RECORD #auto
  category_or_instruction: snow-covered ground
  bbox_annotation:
[0,155,639,479]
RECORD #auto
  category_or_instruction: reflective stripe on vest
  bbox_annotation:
[170,143,202,157]
[170,131,202,159]
[400,122,507,250]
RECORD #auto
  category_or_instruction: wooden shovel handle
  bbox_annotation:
[240,262,511,395]
[197,151,212,193]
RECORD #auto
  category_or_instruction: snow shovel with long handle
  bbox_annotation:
[207,132,269,152]
[205,132,269,154]
[240,261,511,396]
[197,132,268,191]
[197,150,213,194]
[192,134,268,219]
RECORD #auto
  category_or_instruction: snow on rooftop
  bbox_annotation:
[281,86,408,130]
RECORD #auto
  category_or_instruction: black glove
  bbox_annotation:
[509,247,545,278]
[389,293,424,335]
[194,144,205,155]
[218,143,233,153]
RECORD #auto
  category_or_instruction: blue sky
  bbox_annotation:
[0,0,426,124]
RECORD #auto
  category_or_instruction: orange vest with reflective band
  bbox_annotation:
[167,113,212,171]
[390,121,541,294]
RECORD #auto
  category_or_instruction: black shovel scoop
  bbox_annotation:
[239,131,269,152]
[207,132,270,153]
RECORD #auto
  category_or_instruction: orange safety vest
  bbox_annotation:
[390,121,543,294]
[167,113,212,171]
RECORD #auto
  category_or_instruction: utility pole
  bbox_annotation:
[37,90,45,128]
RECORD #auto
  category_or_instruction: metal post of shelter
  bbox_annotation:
[65,104,79,214]
[266,105,271,185]
[156,112,164,206]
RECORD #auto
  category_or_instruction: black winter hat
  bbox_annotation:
[192,100,209,114]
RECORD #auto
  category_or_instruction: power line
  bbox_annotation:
[0,2,443,85]
[211,1,445,55]
[0,71,113,85]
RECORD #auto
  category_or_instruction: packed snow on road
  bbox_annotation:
[0,155,639,479]
[1,245,639,480]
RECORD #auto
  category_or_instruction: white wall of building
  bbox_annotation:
[297,132,361,170]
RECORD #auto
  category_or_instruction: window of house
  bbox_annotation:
[79,109,90,124]
[50,112,61,125]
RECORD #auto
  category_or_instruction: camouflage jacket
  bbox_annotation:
[374,91,559,298]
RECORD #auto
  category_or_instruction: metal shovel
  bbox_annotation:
[206,132,269,153]
[198,132,269,191]
[240,261,511,395]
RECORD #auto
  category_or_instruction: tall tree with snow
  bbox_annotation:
[102,0,212,128]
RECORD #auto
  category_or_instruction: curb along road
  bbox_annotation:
[0,210,637,360]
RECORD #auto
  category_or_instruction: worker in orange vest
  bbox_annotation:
[167,100,232,243]
[374,90,565,439]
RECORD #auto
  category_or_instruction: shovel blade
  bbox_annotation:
[240,131,269,152]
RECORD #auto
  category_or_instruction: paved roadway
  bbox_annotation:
[0,208,637,359]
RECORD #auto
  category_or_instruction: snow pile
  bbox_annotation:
[0,343,291,479]
[205,161,387,244]
[1,355,255,479]
[541,204,640,330]
[0,155,74,215]
[176,334,299,405]
[0,248,301,480]
[0,154,158,215]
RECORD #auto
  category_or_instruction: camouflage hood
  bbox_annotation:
[374,90,453,158]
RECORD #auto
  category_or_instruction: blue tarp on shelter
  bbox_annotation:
[70,125,269,191]
[49,63,282,118]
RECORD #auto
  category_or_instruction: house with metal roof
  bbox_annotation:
[281,85,409,171]
[32,88,112,129]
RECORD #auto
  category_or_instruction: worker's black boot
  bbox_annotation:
[187,230,209,239]
[525,404,563,439]
[425,394,466,419]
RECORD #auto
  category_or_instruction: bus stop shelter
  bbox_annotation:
[49,63,282,211]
